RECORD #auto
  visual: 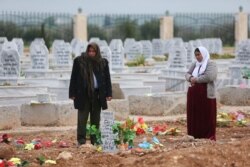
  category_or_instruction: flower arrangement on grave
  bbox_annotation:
[133,117,148,135]
[112,118,136,147]
[217,111,248,127]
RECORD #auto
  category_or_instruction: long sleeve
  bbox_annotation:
[196,61,217,83]
[69,57,79,98]
[104,59,112,97]
[185,62,196,82]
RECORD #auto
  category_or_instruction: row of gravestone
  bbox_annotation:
[0,38,73,78]
[0,36,224,78]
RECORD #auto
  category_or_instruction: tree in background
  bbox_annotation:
[112,18,140,41]
[0,21,23,40]
[87,24,108,41]
[140,19,160,40]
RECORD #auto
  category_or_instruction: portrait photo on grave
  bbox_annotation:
[69,42,112,146]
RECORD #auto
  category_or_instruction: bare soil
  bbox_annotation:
[1,119,250,167]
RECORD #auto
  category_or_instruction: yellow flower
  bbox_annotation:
[9,158,21,165]
[141,123,148,130]
[24,143,34,150]
[96,146,102,152]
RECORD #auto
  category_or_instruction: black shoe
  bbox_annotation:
[77,139,86,146]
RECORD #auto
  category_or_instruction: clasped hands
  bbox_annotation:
[190,77,197,86]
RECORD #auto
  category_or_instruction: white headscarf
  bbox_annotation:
[192,46,210,77]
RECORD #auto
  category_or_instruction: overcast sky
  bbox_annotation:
[1,0,250,14]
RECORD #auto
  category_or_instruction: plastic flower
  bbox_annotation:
[8,158,21,165]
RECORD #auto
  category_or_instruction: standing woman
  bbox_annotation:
[185,46,217,140]
[69,42,112,145]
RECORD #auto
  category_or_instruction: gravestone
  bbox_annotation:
[152,39,164,56]
[71,38,79,50]
[52,40,65,54]
[0,41,20,84]
[100,111,117,152]
[126,42,143,61]
[185,42,195,66]
[71,39,88,57]
[140,40,153,58]
[190,39,202,50]
[100,46,112,70]
[168,46,187,69]
[173,38,184,47]
[89,37,100,44]
[12,38,24,57]
[109,39,124,69]
[0,37,8,51]
[52,42,72,68]
[124,38,136,55]
[30,42,49,71]
[98,40,108,48]
[33,38,45,45]
[163,39,175,54]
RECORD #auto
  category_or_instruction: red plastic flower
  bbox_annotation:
[136,128,145,135]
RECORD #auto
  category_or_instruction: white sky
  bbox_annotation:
[1,0,250,14]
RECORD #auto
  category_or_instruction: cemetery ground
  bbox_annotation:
[0,108,250,167]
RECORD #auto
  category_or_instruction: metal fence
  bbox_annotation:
[0,11,243,46]
[88,13,236,46]
[87,14,162,42]
[173,13,235,46]
[0,11,73,47]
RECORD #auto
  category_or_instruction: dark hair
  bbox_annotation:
[194,48,200,53]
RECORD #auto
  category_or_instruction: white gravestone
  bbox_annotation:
[30,43,49,71]
[0,41,20,80]
[71,39,88,57]
[53,42,72,67]
[152,39,164,56]
[98,40,108,48]
[163,39,175,54]
[189,40,203,50]
[12,38,24,57]
[100,111,117,152]
[185,42,195,66]
[51,40,65,54]
[89,37,100,44]
[124,38,136,55]
[100,46,112,70]
[126,42,143,61]
[109,39,124,69]
[168,46,187,69]
[173,38,184,47]
[33,38,45,45]
[140,40,153,59]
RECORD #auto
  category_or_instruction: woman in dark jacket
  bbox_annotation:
[69,42,112,145]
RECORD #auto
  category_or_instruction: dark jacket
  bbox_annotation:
[69,55,112,110]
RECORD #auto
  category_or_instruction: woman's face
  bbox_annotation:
[88,47,97,57]
[195,51,203,62]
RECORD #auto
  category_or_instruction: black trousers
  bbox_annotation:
[77,90,101,145]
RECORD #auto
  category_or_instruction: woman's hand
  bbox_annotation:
[106,97,112,101]
[70,97,75,100]
[190,77,197,85]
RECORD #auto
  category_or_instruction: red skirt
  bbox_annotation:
[187,83,217,140]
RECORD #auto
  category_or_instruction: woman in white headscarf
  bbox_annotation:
[185,46,218,140]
